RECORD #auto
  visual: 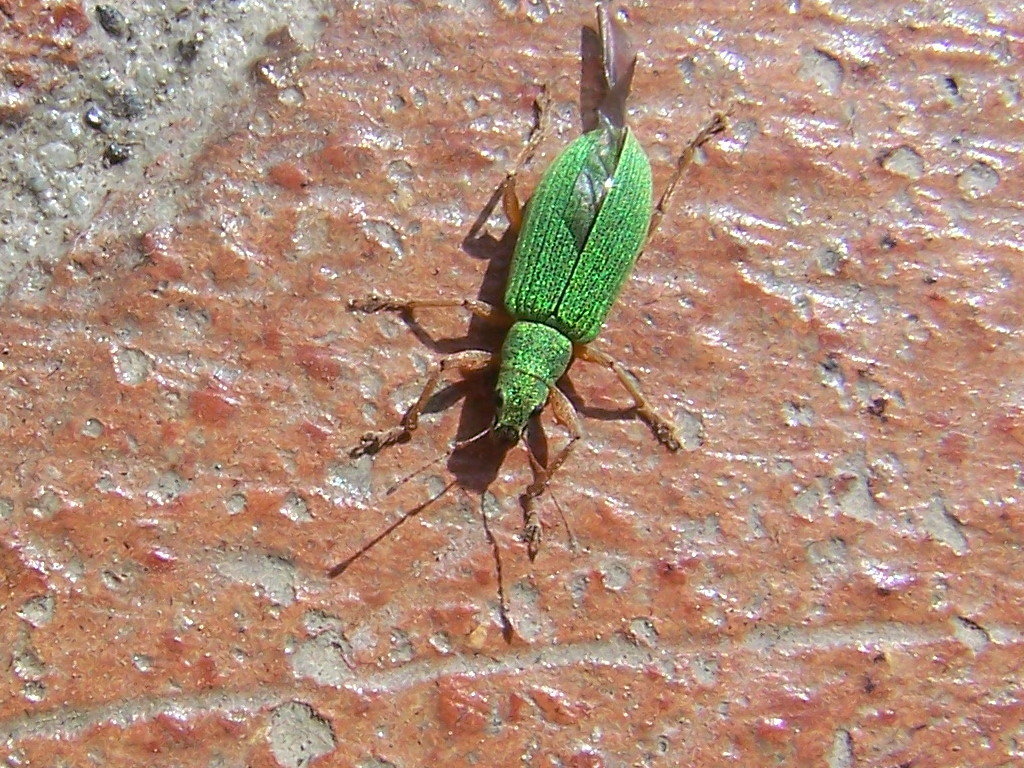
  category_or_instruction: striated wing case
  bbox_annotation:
[504,125,653,344]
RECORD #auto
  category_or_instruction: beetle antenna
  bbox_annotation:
[548,485,579,553]
[382,424,491,497]
[329,426,492,577]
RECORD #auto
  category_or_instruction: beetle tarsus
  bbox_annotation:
[349,294,397,313]
[504,85,552,185]
[349,350,495,459]
[349,426,409,457]
[350,295,508,324]
[644,415,682,452]
[522,493,544,561]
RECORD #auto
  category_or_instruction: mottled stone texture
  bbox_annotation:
[2,1,1023,766]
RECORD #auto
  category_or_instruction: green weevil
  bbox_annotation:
[339,2,725,564]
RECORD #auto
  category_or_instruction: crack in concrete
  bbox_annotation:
[4,620,1016,747]
[0,687,293,746]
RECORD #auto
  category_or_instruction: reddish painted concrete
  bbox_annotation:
[2,1,1022,766]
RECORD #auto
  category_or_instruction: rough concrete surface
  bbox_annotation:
[0,0,332,296]
[2,0,1023,766]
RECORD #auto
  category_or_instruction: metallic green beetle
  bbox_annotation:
[495,119,652,443]
[345,2,724,558]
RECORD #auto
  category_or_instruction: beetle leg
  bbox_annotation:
[508,85,552,182]
[350,349,496,457]
[647,111,728,240]
[575,345,682,451]
[521,384,582,560]
[464,87,551,243]
[502,179,524,237]
[349,295,509,325]
[500,86,552,237]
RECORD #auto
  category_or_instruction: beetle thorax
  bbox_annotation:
[494,321,573,442]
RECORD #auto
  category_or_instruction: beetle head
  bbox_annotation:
[493,371,547,443]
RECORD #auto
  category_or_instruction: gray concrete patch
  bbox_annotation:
[267,701,335,768]
[0,0,331,298]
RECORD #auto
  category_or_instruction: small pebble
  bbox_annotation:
[83,104,108,131]
[95,5,128,38]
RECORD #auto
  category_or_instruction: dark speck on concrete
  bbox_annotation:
[95,5,128,38]
[103,142,132,166]
[178,35,204,64]
[867,397,887,419]
[109,89,144,120]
